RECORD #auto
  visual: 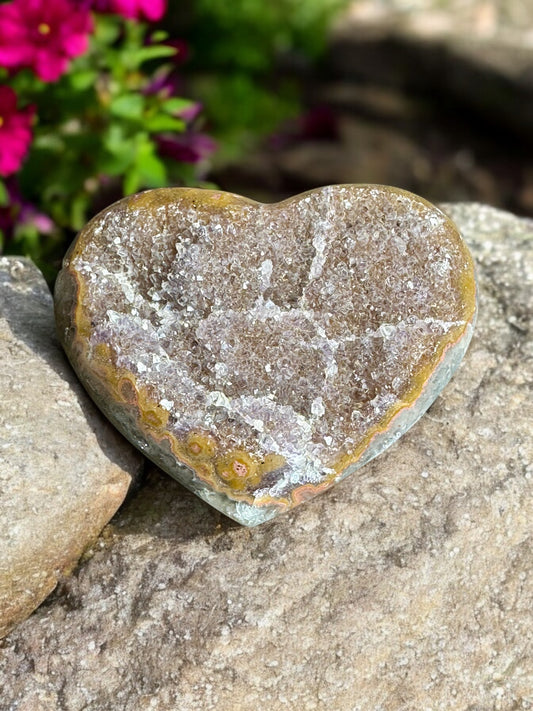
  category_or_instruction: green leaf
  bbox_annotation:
[123,133,168,195]
[70,193,91,231]
[135,141,167,186]
[150,30,169,43]
[0,181,8,207]
[14,223,40,254]
[110,93,144,119]
[161,98,196,115]
[122,135,167,194]
[93,15,122,46]
[103,125,136,174]
[104,123,126,153]
[69,70,98,91]
[131,45,177,65]
[144,114,186,133]
[123,169,142,196]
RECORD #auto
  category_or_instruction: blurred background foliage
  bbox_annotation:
[0,0,349,279]
[1,0,532,281]
[169,0,349,162]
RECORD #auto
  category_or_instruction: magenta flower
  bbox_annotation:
[19,200,55,234]
[0,87,35,177]
[0,0,93,82]
[156,133,217,165]
[0,178,55,243]
[143,69,181,99]
[91,0,166,22]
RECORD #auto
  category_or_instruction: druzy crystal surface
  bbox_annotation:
[55,185,477,525]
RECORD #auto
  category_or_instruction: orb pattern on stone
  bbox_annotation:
[54,185,477,525]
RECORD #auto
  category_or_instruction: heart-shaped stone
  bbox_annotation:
[55,185,476,526]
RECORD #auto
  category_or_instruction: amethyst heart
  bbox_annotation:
[55,185,477,525]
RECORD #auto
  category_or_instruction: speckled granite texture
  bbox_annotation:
[0,257,143,640]
[0,204,531,711]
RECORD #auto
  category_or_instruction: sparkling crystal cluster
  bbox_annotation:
[55,185,477,525]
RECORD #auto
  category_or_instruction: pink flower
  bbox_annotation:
[91,0,166,22]
[0,0,93,82]
[0,87,35,177]
[0,179,55,243]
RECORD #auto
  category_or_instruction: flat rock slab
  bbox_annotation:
[0,204,532,710]
[0,257,144,639]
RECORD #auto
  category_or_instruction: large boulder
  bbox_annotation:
[330,0,533,142]
[0,257,144,639]
[0,204,531,710]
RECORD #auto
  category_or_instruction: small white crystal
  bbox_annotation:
[206,390,231,409]
[311,397,325,417]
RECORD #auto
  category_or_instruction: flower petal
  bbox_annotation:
[34,49,68,81]
[0,0,92,81]
[0,86,18,114]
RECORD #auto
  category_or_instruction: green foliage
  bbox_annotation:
[193,74,299,163]
[181,0,349,162]
[12,17,184,226]
[186,0,348,71]
[1,13,211,277]
[1,0,350,276]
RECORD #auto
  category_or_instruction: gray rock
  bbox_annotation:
[0,257,144,639]
[330,0,533,142]
[0,205,531,710]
